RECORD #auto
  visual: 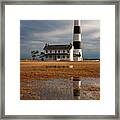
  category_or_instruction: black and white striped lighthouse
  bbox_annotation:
[73,20,83,61]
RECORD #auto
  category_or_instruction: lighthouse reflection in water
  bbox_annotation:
[20,76,100,100]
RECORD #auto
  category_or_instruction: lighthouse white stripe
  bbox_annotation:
[73,34,82,41]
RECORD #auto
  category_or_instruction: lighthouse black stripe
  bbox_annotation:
[74,26,81,34]
[73,41,81,49]
[74,20,79,25]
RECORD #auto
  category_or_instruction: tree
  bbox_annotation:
[31,50,39,60]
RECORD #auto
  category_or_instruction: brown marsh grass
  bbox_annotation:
[20,61,100,80]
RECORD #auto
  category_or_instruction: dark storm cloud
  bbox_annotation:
[20,20,100,59]
[81,20,100,58]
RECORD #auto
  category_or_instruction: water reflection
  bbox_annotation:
[72,77,81,100]
[21,77,100,100]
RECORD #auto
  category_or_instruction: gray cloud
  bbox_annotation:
[20,20,100,59]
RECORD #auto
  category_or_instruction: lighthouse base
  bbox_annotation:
[73,49,83,61]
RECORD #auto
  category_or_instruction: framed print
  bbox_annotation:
[0,0,120,119]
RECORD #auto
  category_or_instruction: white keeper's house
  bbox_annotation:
[43,43,74,61]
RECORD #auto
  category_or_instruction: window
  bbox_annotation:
[49,55,52,58]
[63,56,65,58]
[50,50,52,53]
[58,56,60,58]
[58,50,60,53]
[67,50,69,53]
[46,56,48,58]
[67,55,69,58]
[55,50,57,53]
[63,50,65,53]
[46,50,48,53]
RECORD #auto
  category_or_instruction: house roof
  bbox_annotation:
[43,44,72,50]
[45,53,69,55]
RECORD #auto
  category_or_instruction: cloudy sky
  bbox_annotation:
[20,20,100,59]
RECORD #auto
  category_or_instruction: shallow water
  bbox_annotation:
[20,77,100,100]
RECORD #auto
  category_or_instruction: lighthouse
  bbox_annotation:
[73,20,83,61]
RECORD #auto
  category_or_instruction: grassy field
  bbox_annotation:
[20,61,100,100]
[20,61,100,80]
